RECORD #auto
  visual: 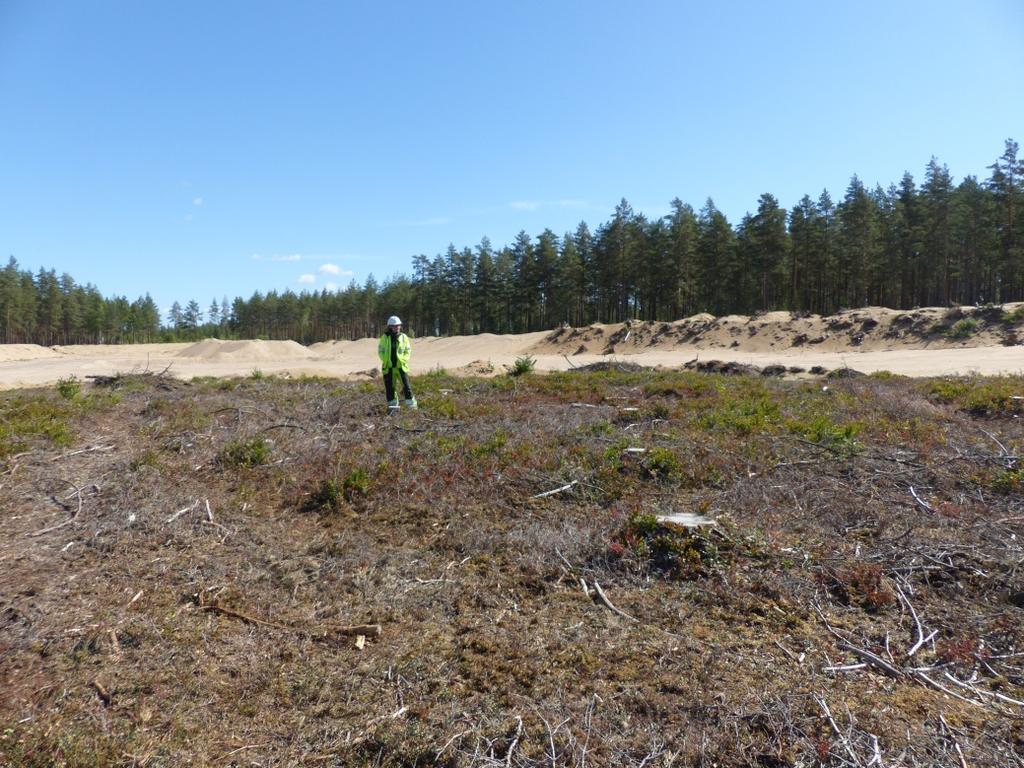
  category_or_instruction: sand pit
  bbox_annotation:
[2,305,1024,390]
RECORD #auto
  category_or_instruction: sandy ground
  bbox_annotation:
[2,305,1024,390]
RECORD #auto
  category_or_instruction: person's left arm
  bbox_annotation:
[397,334,412,368]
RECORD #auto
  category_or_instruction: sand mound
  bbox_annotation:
[308,340,346,352]
[453,359,496,375]
[176,339,317,362]
[0,345,61,362]
[681,313,716,324]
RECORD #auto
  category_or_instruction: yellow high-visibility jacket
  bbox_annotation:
[378,331,412,372]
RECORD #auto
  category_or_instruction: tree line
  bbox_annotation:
[2,139,1021,345]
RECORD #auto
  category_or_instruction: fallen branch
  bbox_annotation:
[939,714,970,768]
[773,639,804,665]
[259,422,307,434]
[166,499,200,523]
[345,706,409,746]
[532,480,578,499]
[912,671,984,707]
[196,593,381,640]
[814,694,862,767]
[28,480,83,537]
[836,640,905,679]
[91,678,112,706]
[52,444,116,461]
[591,581,639,623]
[909,486,938,514]
[895,585,929,657]
[506,716,523,768]
[942,671,1024,708]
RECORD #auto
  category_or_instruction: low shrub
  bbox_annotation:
[947,317,979,339]
[505,355,536,377]
[219,437,271,467]
[304,478,346,513]
[1002,305,1024,324]
[819,563,895,612]
[610,514,720,579]
[56,375,81,400]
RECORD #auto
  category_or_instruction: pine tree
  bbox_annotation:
[787,196,817,311]
[474,238,496,332]
[665,199,698,318]
[987,139,1024,300]
[556,232,585,326]
[207,298,221,328]
[183,299,202,330]
[534,229,559,329]
[836,176,878,308]
[696,199,736,315]
[952,175,998,303]
[511,231,535,331]
[922,158,955,304]
[748,193,789,310]
[169,301,184,330]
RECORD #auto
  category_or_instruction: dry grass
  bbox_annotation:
[1,369,1023,767]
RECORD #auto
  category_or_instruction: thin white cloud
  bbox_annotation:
[556,198,588,208]
[324,282,338,291]
[185,213,194,221]
[297,274,316,284]
[510,200,540,211]
[193,197,204,206]
[318,263,355,277]
[251,253,303,262]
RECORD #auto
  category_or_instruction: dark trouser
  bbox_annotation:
[384,369,413,402]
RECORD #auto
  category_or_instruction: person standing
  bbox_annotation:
[378,315,416,411]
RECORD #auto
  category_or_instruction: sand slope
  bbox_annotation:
[1,305,1023,389]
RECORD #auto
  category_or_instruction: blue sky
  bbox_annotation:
[1,1,1022,317]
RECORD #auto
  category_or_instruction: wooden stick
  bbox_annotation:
[506,716,523,768]
[52,444,115,461]
[166,500,199,523]
[895,585,928,657]
[197,596,381,639]
[591,581,639,623]
[942,671,1024,707]
[91,678,112,706]
[939,714,970,768]
[773,639,802,665]
[813,695,861,767]
[532,480,578,499]
[836,640,904,679]
[909,486,938,514]
[28,480,83,537]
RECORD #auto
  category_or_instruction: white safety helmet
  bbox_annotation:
[386,315,402,327]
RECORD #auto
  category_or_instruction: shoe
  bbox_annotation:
[405,398,418,409]
[387,399,399,414]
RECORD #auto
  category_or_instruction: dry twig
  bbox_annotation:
[28,480,83,537]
